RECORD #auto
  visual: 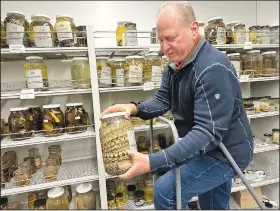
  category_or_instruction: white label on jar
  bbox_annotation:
[235,31,246,44]
[100,66,112,85]
[116,69,124,87]
[75,116,81,120]
[55,21,73,42]
[261,30,270,44]
[125,30,138,46]
[43,119,48,123]
[128,65,143,84]
[26,69,44,88]
[216,27,226,44]
[6,23,25,45]
[151,66,162,84]
[127,130,137,151]
[33,25,53,47]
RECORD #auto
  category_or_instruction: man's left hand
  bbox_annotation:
[119,150,151,179]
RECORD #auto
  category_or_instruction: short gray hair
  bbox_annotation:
[157,1,196,25]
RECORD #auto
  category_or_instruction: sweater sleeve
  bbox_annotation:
[148,63,237,174]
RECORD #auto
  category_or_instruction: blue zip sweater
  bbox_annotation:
[133,38,254,174]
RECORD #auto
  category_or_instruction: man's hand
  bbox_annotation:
[99,104,138,120]
[119,150,151,179]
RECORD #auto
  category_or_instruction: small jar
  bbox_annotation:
[270,25,279,44]
[124,22,138,46]
[13,167,30,186]
[48,145,62,165]
[233,23,246,44]
[116,21,131,46]
[261,51,277,76]
[76,183,96,210]
[107,194,116,210]
[249,25,261,44]
[113,58,126,87]
[65,103,89,134]
[124,56,144,86]
[42,104,65,137]
[260,96,271,112]
[23,156,36,174]
[28,191,38,210]
[24,56,49,91]
[71,57,91,89]
[144,179,153,204]
[144,52,161,85]
[0,197,8,210]
[115,193,124,210]
[244,50,262,78]
[34,199,46,210]
[127,185,136,200]
[225,21,240,44]
[137,136,150,154]
[264,133,272,144]
[28,105,42,133]
[96,57,112,88]
[205,17,226,44]
[161,55,169,72]
[260,25,271,44]
[46,187,69,210]
[198,21,205,37]
[134,190,145,207]
[76,25,87,47]
[252,97,261,113]
[227,53,241,78]
[244,104,254,115]
[29,148,42,170]
[272,129,279,145]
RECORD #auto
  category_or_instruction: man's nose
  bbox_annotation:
[161,41,170,53]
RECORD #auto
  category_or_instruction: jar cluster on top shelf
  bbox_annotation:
[1,11,87,48]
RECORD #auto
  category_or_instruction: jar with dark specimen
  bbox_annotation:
[249,25,261,44]
[205,17,226,44]
[2,150,18,179]
[134,190,146,207]
[28,105,42,133]
[158,134,167,149]
[225,21,240,44]
[137,136,150,154]
[34,199,46,210]
[28,191,38,210]
[0,197,8,210]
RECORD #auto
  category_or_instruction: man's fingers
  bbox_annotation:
[119,165,135,179]
[99,105,125,119]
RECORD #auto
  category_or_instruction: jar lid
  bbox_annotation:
[102,112,126,120]
[10,107,29,112]
[96,56,108,60]
[117,21,132,25]
[247,50,260,54]
[26,56,43,60]
[56,14,73,19]
[227,53,240,56]
[0,197,8,206]
[225,21,241,26]
[260,25,270,28]
[107,194,114,201]
[47,187,64,198]
[264,133,272,137]
[43,104,60,109]
[134,190,144,197]
[27,105,40,109]
[208,17,223,22]
[234,23,245,28]
[33,199,46,207]
[124,22,136,27]
[66,102,83,107]
[127,184,136,192]
[31,14,50,20]
[145,52,159,57]
[125,55,144,60]
[7,11,25,17]
[249,25,260,30]
[72,57,88,61]
[272,128,279,132]
[261,51,276,55]
[76,183,92,194]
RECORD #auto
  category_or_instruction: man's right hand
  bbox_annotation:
[99,103,138,120]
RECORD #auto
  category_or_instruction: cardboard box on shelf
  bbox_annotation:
[232,187,262,209]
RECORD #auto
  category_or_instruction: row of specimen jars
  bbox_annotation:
[243,96,279,115]
[1,12,87,48]
[97,53,169,88]
[0,103,90,140]
[263,128,279,145]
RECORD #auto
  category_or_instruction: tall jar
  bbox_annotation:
[225,21,240,44]
[23,156,36,174]
[244,50,262,78]
[124,56,144,86]
[29,14,54,48]
[29,148,42,170]
[42,104,65,137]
[124,22,138,46]
[249,25,261,44]
[100,112,137,176]
[198,21,205,37]
[2,151,18,178]
[46,187,69,210]
[24,56,49,91]
[205,17,226,44]
[48,145,62,166]
[233,23,246,44]
[75,183,96,210]
[13,166,30,186]
[4,11,30,46]
[260,25,271,44]
[44,157,58,181]
[144,53,161,85]
[96,57,112,88]
[261,51,277,76]
[54,14,77,47]
[113,58,126,87]
[71,57,91,89]
[28,105,42,133]
[1,20,7,48]
[8,107,33,140]
[270,25,279,44]
[116,21,131,46]
[227,53,241,78]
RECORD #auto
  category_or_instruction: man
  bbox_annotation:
[100,1,253,210]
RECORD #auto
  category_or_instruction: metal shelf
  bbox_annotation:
[254,144,279,154]
[239,76,279,83]
[1,130,95,149]
[248,111,279,119]
[1,158,99,196]
[99,84,160,93]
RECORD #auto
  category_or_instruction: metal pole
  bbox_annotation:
[149,119,156,187]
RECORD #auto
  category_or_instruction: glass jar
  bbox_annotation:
[134,190,145,207]
[144,178,153,204]
[144,53,161,85]
[272,128,279,145]
[124,22,138,46]
[272,98,279,111]
[106,180,116,196]
[42,104,64,137]
[107,194,116,210]
[270,25,279,44]
[24,56,49,91]
[48,145,62,165]
[65,103,89,134]
[4,11,30,46]
[252,97,261,113]
[46,187,69,210]
[249,25,261,44]
[8,107,33,140]
[0,198,8,210]
[260,96,271,112]
[1,20,7,48]
[113,58,126,87]
[227,53,241,78]
[29,14,54,48]
[28,191,38,210]
[244,104,254,115]
[76,25,87,47]
[2,151,18,177]
[71,57,91,89]
[6,201,22,210]
[125,56,144,86]
[29,148,42,170]
[263,133,272,144]
[115,180,128,202]
[54,14,77,47]
[96,57,112,88]
[225,21,240,44]
[127,185,136,200]
[75,183,96,210]
[260,25,271,44]
[233,23,246,44]
[269,98,275,112]
[19,160,32,176]
[205,17,226,44]
[44,160,58,182]
[244,50,262,78]
[13,167,30,186]
[34,199,46,210]
[28,105,42,133]
[137,136,150,154]
[116,21,131,46]
[262,51,277,76]
[115,193,124,210]
[161,55,169,72]
[23,156,36,174]
[198,21,205,37]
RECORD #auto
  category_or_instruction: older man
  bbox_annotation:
[101,1,253,209]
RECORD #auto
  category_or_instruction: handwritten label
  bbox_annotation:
[20,89,35,99]
[240,75,250,81]
[26,69,43,88]
[9,45,25,53]
[243,41,253,49]
[143,82,155,91]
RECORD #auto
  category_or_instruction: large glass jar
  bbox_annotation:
[115,180,128,202]
[144,53,161,85]
[260,25,271,44]
[42,104,65,137]
[96,57,112,88]
[227,53,241,78]
[28,105,42,133]
[161,55,169,72]
[124,22,138,46]
[75,183,96,210]
[1,20,7,48]
[29,14,54,48]
[124,56,144,86]
[233,23,246,44]
[113,58,126,87]
[65,103,89,134]
[116,21,131,46]
[54,14,77,47]
[8,107,33,140]
[29,148,42,170]
[243,50,262,78]
[44,157,58,182]
[249,25,261,44]
[46,187,69,210]
[24,56,49,91]
[137,136,150,154]
[4,11,30,46]
[71,57,91,89]
[225,21,240,44]
[48,145,62,166]
[205,17,226,44]
[100,112,137,176]
[270,25,279,44]
[261,51,277,76]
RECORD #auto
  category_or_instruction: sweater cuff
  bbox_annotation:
[148,150,171,174]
